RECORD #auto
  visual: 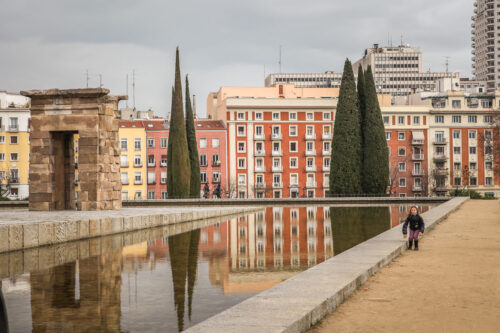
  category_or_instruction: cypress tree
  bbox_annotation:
[166,87,174,197]
[185,75,201,198]
[329,59,363,195]
[167,47,191,198]
[357,65,366,129]
[362,66,390,194]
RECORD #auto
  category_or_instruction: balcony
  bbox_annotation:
[272,149,283,157]
[323,181,329,188]
[212,161,221,167]
[412,169,424,176]
[412,154,424,161]
[434,168,448,176]
[435,185,448,192]
[147,161,156,167]
[305,133,316,140]
[305,165,317,172]
[255,182,266,189]
[305,150,317,157]
[433,138,447,145]
[160,179,167,184]
[412,185,423,192]
[433,154,447,162]
[306,181,317,188]
[411,139,424,145]
[8,125,19,132]
[322,149,331,156]
[134,163,143,168]
[255,165,266,172]
[271,133,282,140]
[8,178,19,184]
[160,162,167,167]
[323,164,330,172]
[121,162,129,168]
[322,132,332,140]
[147,180,156,185]
[254,150,266,157]
[272,165,283,172]
[134,179,143,185]
[254,132,265,140]
[273,182,283,189]
[212,179,221,184]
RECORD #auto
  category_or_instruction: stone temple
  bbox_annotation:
[21,88,125,211]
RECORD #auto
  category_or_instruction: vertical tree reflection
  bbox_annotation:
[186,229,200,321]
[0,283,8,333]
[330,206,390,255]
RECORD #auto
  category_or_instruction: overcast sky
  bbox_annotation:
[1,0,473,117]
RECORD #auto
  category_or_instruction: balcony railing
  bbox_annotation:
[433,138,447,145]
[412,169,424,176]
[272,165,283,172]
[8,178,19,184]
[411,139,424,145]
[212,161,221,167]
[212,179,221,184]
[255,165,266,172]
[306,181,317,188]
[322,132,332,140]
[147,180,156,185]
[160,162,167,167]
[134,180,143,185]
[412,185,423,192]
[305,133,316,140]
[272,149,283,157]
[322,149,330,156]
[121,180,129,185]
[254,150,266,157]
[160,179,167,184]
[271,133,282,140]
[147,161,155,167]
[305,150,317,156]
[272,182,283,189]
[8,125,19,132]
[305,165,317,172]
[254,132,265,140]
[255,182,266,189]
[134,163,143,168]
[434,168,448,176]
[412,154,424,161]
[433,154,447,161]
[323,165,330,172]
[121,162,129,168]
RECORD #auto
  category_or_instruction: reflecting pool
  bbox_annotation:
[1,204,433,332]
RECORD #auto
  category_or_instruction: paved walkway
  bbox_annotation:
[310,200,500,333]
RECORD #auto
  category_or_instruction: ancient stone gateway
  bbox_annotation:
[21,88,125,211]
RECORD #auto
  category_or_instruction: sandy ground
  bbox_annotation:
[310,200,500,333]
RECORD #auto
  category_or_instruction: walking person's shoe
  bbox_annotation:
[407,240,413,250]
[414,240,419,251]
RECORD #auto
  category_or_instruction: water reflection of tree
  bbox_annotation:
[0,283,8,333]
[330,207,390,255]
[168,229,201,332]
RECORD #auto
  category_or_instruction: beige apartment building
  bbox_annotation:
[471,0,500,91]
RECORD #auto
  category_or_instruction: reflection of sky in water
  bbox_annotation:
[1,204,434,332]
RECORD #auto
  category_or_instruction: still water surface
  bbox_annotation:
[1,204,433,332]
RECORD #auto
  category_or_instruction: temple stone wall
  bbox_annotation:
[21,88,125,211]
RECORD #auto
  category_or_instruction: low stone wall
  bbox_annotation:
[0,212,243,280]
[0,206,260,254]
[184,197,469,333]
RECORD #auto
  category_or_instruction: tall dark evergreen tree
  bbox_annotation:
[357,65,366,128]
[329,59,363,195]
[185,76,201,198]
[362,66,390,194]
[167,47,191,198]
[166,87,174,196]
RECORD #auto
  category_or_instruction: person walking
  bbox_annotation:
[402,206,425,251]
[203,183,210,199]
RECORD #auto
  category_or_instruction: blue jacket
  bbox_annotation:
[402,215,425,234]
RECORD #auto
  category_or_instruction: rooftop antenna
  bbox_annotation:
[99,74,103,88]
[126,74,129,108]
[132,69,136,110]
[444,56,450,73]
[400,33,404,46]
[86,70,89,88]
[193,94,197,119]
[279,45,282,73]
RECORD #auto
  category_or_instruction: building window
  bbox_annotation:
[469,147,477,155]
[484,115,492,123]
[398,132,405,140]
[212,154,220,166]
[306,141,314,152]
[289,112,297,120]
[273,112,280,120]
[453,130,460,139]
[0,136,4,144]
[323,158,330,169]
[121,138,128,150]
[121,172,129,184]
[468,115,477,123]
[9,153,18,161]
[452,115,461,123]
[237,125,245,136]
[289,125,297,136]
[121,154,128,167]
[147,138,154,148]
[386,132,391,140]
[0,153,4,161]
[213,171,220,183]
[413,116,420,125]
[469,131,476,139]
[255,112,263,120]
[454,177,461,186]
[161,171,167,184]
[147,155,155,166]
[160,155,167,167]
[161,191,168,199]
[238,174,246,185]
[323,112,330,120]
[134,191,142,200]
[160,137,168,148]
[200,171,207,183]
[486,161,493,170]
[323,141,331,154]
[454,162,461,170]
[398,162,406,172]
[307,112,314,120]
[435,116,444,123]
[485,177,493,186]
[290,173,298,185]
[290,157,298,168]
[10,136,18,144]
[199,138,207,148]
[134,138,141,150]
[383,116,390,125]
[237,112,245,120]
[470,177,477,186]
[398,147,406,156]
[451,100,461,108]
[134,172,142,185]
[147,191,155,199]
[134,155,142,167]
[453,147,461,155]
[470,162,477,170]
[238,141,246,153]
[200,154,207,166]
[147,171,156,184]
[399,178,406,187]
[398,116,405,125]
[212,138,220,148]
[290,141,298,152]
[485,130,493,141]
[238,158,246,169]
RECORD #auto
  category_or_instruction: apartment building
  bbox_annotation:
[119,121,147,200]
[0,92,30,199]
[471,0,500,91]
[265,72,342,89]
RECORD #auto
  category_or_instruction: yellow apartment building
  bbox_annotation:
[119,121,147,200]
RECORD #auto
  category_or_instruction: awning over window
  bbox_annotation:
[412,131,425,140]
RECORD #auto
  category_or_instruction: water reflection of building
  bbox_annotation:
[29,252,122,332]
[390,204,433,227]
